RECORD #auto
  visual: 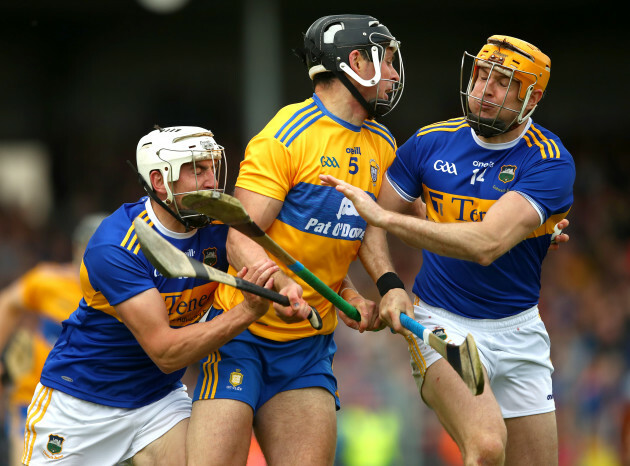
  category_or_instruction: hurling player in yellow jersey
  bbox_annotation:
[187,14,405,465]
[0,213,107,465]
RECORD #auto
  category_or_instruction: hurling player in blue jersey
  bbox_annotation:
[187,15,406,466]
[21,126,280,465]
[322,35,574,465]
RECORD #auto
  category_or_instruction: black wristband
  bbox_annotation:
[376,272,405,297]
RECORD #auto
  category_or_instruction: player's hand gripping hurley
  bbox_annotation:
[182,191,484,396]
[132,219,323,330]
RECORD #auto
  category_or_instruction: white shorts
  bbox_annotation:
[408,296,555,418]
[22,383,192,465]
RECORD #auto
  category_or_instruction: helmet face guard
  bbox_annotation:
[460,35,551,137]
[136,126,227,230]
[301,14,404,118]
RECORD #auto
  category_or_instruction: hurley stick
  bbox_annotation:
[182,191,362,321]
[401,314,484,395]
[182,191,484,395]
[132,218,323,330]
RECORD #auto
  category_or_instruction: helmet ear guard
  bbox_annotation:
[300,14,404,118]
[133,125,228,231]
[461,35,550,137]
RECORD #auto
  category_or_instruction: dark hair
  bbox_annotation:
[312,71,336,89]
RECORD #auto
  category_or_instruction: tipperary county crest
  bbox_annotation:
[432,327,447,341]
[229,369,244,387]
[203,247,218,266]
[47,434,65,455]
[498,165,517,183]
[369,159,380,186]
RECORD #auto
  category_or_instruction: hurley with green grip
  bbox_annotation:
[182,191,484,395]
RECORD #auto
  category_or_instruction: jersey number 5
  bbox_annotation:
[349,157,359,175]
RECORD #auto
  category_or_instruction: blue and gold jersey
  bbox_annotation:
[389,118,575,319]
[40,197,228,408]
[214,94,397,341]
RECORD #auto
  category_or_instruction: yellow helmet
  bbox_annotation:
[476,35,551,101]
[460,35,551,137]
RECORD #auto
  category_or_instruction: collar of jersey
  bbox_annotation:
[312,93,362,132]
[470,118,532,150]
[144,198,197,240]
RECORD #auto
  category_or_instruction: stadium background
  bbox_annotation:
[0,1,627,464]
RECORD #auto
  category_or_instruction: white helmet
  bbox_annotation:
[136,126,227,229]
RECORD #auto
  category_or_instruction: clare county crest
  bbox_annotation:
[229,369,243,387]
[498,165,517,183]
[47,434,65,455]
[369,159,380,185]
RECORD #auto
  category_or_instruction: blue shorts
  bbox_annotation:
[193,308,339,412]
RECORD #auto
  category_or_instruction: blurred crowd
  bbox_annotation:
[0,132,628,466]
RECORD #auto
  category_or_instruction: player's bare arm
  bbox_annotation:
[116,259,278,373]
[352,179,415,334]
[323,174,543,265]
[228,186,312,323]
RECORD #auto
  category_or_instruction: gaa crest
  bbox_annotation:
[498,165,516,183]
[369,159,380,186]
[229,369,243,387]
[47,434,65,455]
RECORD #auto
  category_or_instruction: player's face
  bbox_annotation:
[172,159,218,205]
[468,66,521,122]
[379,47,400,99]
[357,46,400,102]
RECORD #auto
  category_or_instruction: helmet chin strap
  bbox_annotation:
[335,71,378,119]
[174,209,212,230]
[466,113,522,138]
[335,62,397,119]
[126,160,210,231]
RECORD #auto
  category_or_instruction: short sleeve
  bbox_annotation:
[236,136,295,202]
[83,243,154,307]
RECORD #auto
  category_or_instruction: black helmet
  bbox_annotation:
[301,14,404,118]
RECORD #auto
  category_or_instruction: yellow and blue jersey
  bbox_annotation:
[39,198,228,408]
[214,94,397,341]
[388,117,575,319]
[6,264,80,407]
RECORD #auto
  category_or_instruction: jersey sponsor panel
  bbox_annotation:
[277,181,372,241]
[423,185,496,223]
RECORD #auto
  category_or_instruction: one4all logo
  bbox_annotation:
[43,434,65,459]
